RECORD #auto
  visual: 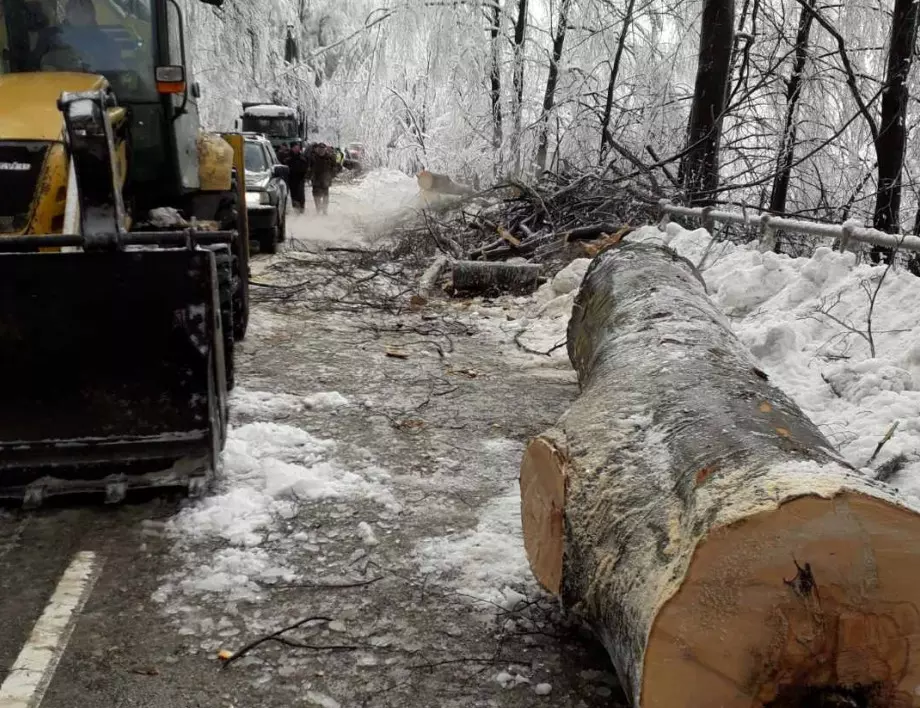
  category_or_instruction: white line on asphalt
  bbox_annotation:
[0,551,101,708]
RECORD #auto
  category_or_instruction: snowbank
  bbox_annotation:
[156,421,398,603]
[230,388,350,420]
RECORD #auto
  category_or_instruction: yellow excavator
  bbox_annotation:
[0,0,250,505]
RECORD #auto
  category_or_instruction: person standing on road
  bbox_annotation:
[308,142,339,216]
[284,142,309,213]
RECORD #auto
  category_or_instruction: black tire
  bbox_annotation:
[216,168,248,342]
[259,226,279,254]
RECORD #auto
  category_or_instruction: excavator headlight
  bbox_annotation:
[155,66,187,95]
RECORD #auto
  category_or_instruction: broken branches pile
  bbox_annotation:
[394,170,658,280]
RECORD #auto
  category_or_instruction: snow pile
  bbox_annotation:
[156,421,398,602]
[230,388,350,421]
[415,485,535,604]
[414,438,537,603]
[643,223,920,486]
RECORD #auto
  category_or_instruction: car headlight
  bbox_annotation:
[245,191,272,206]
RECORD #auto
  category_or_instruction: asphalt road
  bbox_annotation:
[0,215,625,708]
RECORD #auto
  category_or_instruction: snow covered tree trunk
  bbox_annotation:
[768,0,815,215]
[535,0,572,174]
[598,0,636,163]
[872,0,920,261]
[679,0,734,205]
[520,242,920,708]
[511,0,528,176]
[489,1,504,162]
[452,261,541,294]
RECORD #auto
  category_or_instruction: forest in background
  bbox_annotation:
[186,0,920,244]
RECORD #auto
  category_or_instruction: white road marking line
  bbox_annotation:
[0,551,101,708]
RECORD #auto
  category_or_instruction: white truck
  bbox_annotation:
[239,102,307,154]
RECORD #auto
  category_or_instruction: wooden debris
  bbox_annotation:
[417,170,474,196]
[416,253,451,303]
[519,242,920,708]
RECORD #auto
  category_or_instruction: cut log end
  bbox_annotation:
[520,436,567,595]
[644,492,920,708]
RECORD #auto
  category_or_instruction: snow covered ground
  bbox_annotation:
[284,168,421,246]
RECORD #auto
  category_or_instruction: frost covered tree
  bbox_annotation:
[680,0,735,205]
[872,0,920,253]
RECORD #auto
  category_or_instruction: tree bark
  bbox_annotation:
[535,0,573,174]
[452,260,541,294]
[768,0,815,214]
[871,0,920,263]
[520,242,920,708]
[510,0,528,176]
[488,1,504,162]
[598,0,636,164]
[679,0,735,205]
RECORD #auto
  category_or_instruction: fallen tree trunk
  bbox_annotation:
[416,170,474,196]
[520,242,920,708]
[417,254,450,298]
[451,261,542,295]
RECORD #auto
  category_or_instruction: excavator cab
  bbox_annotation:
[0,0,248,506]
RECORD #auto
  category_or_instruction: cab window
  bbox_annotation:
[0,0,156,101]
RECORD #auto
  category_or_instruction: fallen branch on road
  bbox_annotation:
[221,615,332,668]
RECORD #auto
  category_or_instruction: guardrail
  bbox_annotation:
[658,200,920,254]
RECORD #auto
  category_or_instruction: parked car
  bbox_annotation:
[243,134,289,254]
[343,141,366,172]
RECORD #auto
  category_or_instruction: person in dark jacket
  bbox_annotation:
[284,142,309,213]
[307,142,339,215]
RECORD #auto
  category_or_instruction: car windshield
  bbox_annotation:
[244,142,268,173]
[0,0,157,100]
[241,116,297,138]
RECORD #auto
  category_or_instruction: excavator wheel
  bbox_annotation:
[216,169,248,341]
[208,245,236,391]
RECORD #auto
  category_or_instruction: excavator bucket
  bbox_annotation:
[0,243,229,506]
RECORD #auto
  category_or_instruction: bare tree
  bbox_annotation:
[598,0,637,163]
[511,0,528,175]
[872,0,920,261]
[535,0,574,173]
[680,0,735,205]
[768,0,816,214]
[488,1,503,157]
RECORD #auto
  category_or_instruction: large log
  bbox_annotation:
[451,261,542,295]
[520,242,920,708]
[416,170,474,195]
